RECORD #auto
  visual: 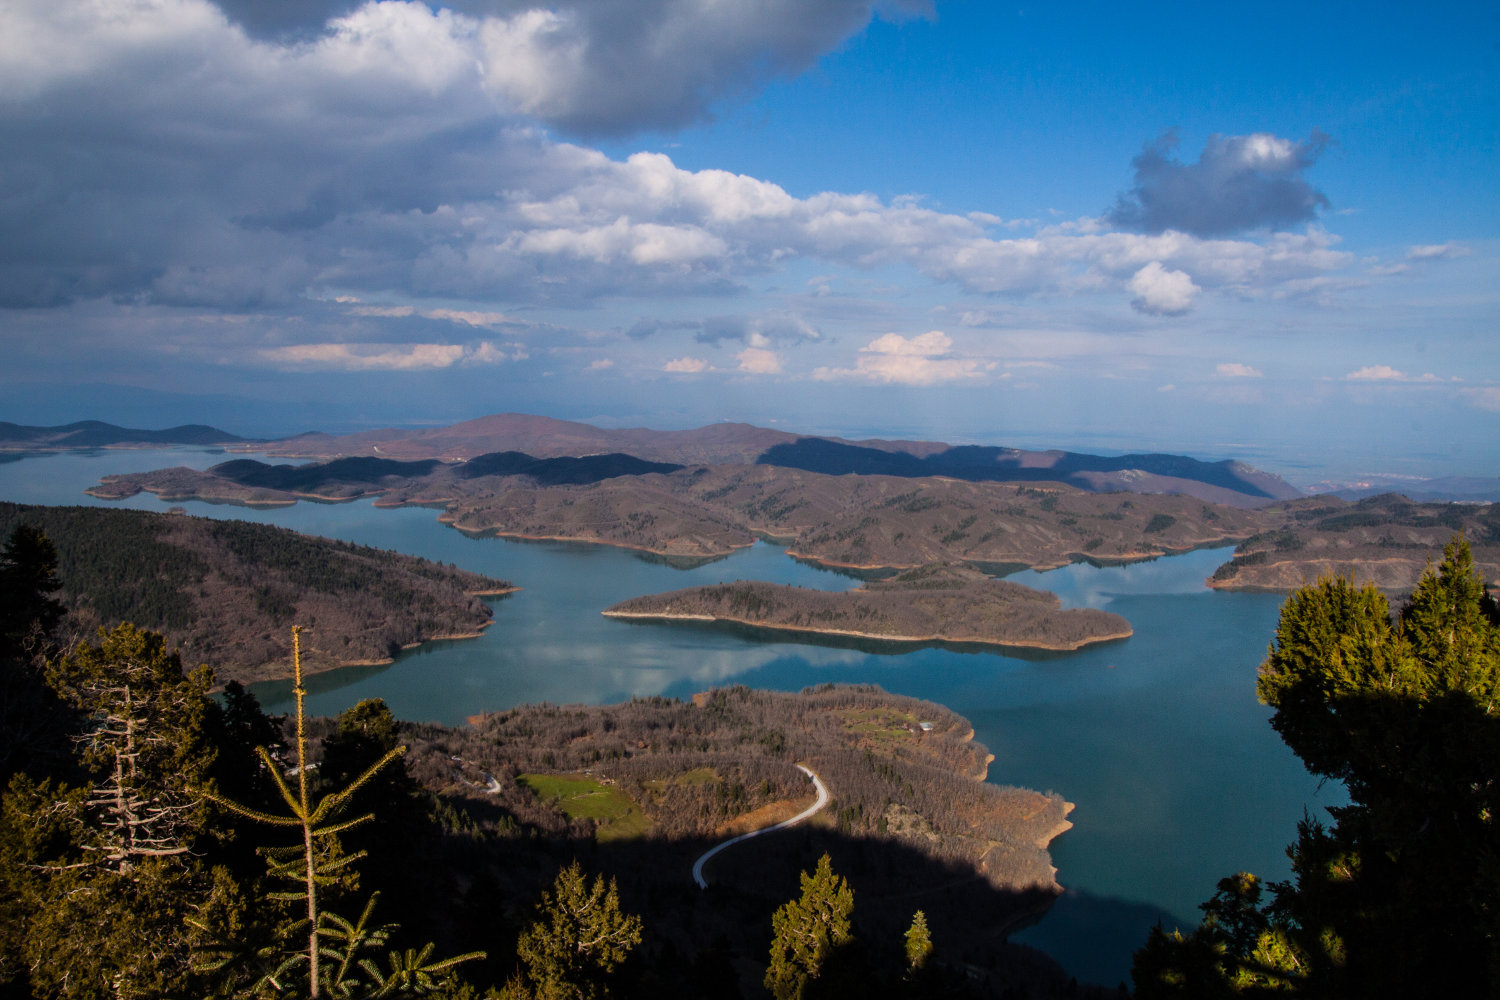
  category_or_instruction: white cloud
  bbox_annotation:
[812,330,992,386]
[1345,365,1406,381]
[472,0,932,136]
[424,308,517,328]
[864,330,953,356]
[0,0,1365,329]
[589,358,614,370]
[257,338,523,369]
[1215,363,1262,378]
[1340,365,1444,383]
[261,342,468,370]
[736,347,784,374]
[1129,261,1198,315]
[663,356,709,373]
[1461,387,1500,411]
[1406,242,1470,261]
[465,340,527,364]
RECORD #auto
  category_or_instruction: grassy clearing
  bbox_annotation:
[837,707,920,746]
[643,766,719,794]
[518,773,652,841]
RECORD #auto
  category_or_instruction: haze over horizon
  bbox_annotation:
[1,0,1495,485]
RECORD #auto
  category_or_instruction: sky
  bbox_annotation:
[0,0,1496,485]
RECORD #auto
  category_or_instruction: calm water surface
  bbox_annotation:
[0,449,1340,986]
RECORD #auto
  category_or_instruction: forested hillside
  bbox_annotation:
[0,503,511,682]
[0,524,1096,1000]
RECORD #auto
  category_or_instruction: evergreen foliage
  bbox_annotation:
[512,861,642,1000]
[0,524,72,781]
[3,623,222,997]
[1132,535,1500,998]
[0,524,64,654]
[0,502,510,683]
[0,524,1093,999]
[207,628,482,998]
[765,853,855,1000]
[903,910,933,974]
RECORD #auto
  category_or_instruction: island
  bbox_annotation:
[0,502,515,684]
[602,563,1132,650]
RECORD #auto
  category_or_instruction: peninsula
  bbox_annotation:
[1209,493,1500,593]
[603,563,1132,651]
[0,502,514,684]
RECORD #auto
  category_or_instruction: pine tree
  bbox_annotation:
[0,523,71,781]
[513,861,643,1000]
[4,623,222,998]
[207,627,482,998]
[765,853,855,1000]
[0,523,64,656]
[1133,536,1500,998]
[903,910,932,974]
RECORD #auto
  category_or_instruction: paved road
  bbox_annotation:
[692,764,830,889]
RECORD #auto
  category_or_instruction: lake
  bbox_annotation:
[0,448,1340,986]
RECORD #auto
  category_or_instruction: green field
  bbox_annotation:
[518,773,652,841]
[643,766,719,794]
[837,707,921,746]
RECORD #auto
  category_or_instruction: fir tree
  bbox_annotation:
[208,627,481,998]
[765,853,855,1000]
[1133,536,1500,998]
[512,861,643,1000]
[3,623,222,998]
[903,910,932,974]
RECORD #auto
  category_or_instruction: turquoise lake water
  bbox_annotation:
[0,448,1342,986]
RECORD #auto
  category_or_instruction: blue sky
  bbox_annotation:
[0,0,1495,485]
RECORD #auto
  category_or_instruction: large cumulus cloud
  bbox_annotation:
[212,0,932,134]
[0,0,1354,327]
[1108,130,1331,237]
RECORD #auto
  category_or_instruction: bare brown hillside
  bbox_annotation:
[604,563,1132,651]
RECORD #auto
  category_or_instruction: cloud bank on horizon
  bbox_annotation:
[0,0,1494,478]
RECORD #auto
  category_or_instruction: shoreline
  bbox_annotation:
[601,609,1132,652]
[222,621,498,690]
[443,520,753,560]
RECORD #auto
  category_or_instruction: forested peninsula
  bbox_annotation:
[0,502,512,683]
[604,563,1132,650]
[1208,493,1500,594]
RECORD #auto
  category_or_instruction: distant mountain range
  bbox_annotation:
[205,451,683,493]
[246,413,1303,506]
[1323,476,1500,504]
[754,438,1299,502]
[0,420,253,450]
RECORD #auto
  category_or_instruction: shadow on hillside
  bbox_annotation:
[432,812,1119,999]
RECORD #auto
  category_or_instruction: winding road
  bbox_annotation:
[692,764,830,889]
